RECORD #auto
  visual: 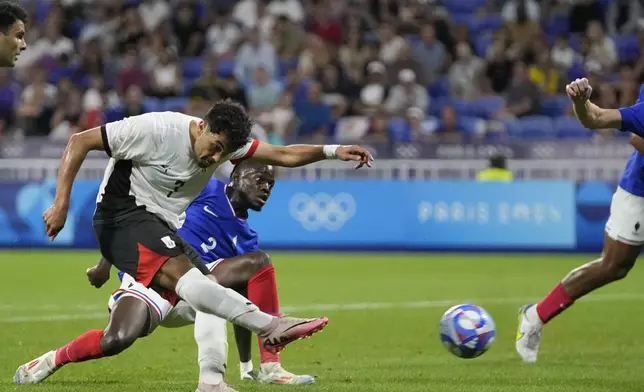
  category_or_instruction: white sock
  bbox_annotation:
[176,268,275,333]
[195,311,227,385]
[240,360,253,375]
[526,305,544,326]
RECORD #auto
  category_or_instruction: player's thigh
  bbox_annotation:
[94,211,188,287]
[107,273,174,336]
[105,297,153,344]
[155,236,212,289]
[207,252,270,288]
[604,187,643,265]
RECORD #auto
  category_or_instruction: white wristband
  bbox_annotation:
[323,144,340,159]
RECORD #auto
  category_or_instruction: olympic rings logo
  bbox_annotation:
[289,193,356,231]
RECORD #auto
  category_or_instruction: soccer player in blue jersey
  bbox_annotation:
[81,162,312,389]
[516,77,644,363]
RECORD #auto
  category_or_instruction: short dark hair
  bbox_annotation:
[230,161,271,182]
[203,99,253,153]
[0,2,26,34]
[489,154,507,169]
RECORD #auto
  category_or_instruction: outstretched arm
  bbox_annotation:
[567,78,644,137]
[248,142,374,169]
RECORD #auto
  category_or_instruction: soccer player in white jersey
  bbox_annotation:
[15,100,373,391]
[516,78,644,363]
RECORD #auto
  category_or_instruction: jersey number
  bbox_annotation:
[200,237,217,253]
[167,180,186,197]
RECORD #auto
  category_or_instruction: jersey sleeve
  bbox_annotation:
[101,114,162,162]
[229,139,259,165]
[618,102,644,137]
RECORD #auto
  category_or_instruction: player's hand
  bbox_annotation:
[86,264,110,288]
[337,145,374,170]
[42,202,68,241]
[566,78,593,104]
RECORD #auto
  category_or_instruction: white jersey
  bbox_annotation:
[95,111,259,229]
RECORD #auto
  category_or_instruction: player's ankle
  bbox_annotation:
[240,360,253,375]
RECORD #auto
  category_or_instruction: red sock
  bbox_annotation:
[248,265,280,363]
[536,283,574,324]
[54,329,105,367]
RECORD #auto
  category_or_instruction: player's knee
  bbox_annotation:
[246,251,272,274]
[600,255,634,282]
[101,329,139,356]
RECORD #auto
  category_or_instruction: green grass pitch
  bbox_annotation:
[1,251,644,391]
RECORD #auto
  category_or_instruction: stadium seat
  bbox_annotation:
[568,61,586,80]
[428,78,449,98]
[473,35,493,57]
[450,99,475,117]
[142,97,162,112]
[540,95,570,117]
[182,57,203,79]
[163,97,189,111]
[458,116,484,135]
[387,118,411,142]
[475,15,504,33]
[545,14,569,36]
[104,107,124,123]
[428,97,451,116]
[48,68,76,84]
[470,96,504,119]
[217,59,236,77]
[614,35,640,63]
[553,116,593,139]
[440,0,486,14]
[506,116,554,139]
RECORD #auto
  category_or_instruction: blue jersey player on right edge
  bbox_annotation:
[516,78,644,363]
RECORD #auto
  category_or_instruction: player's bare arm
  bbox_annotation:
[43,127,105,240]
[249,142,374,169]
[567,78,623,130]
[630,134,644,154]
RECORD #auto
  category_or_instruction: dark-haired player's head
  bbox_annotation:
[229,161,275,212]
[489,154,507,170]
[193,99,253,168]
[0,2,26,67]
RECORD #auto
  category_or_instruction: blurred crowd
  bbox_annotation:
[1,0,643,145]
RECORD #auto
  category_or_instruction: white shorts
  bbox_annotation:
[107,259,225,328]
[605,186,644,246]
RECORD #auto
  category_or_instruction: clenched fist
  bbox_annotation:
[566,78,593,104]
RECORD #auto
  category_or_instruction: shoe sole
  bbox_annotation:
[265,318,329,354]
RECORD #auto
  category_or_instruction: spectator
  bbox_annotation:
[477,154,514,182]
[117,51,149,95]
[266,0,304,23]
[355,61,388,116]
[385,69,429,116]
[502,0,540,23]
[247,66,283,114]
[206,9,242,58]
[607,0,642,36]
[117,6,147,54]
[387,41,426,87]
[529,51,560,96]
[79,39,106,76]
[505,0,541,59]
[234,28,276,83]
[309,4,342,44]
[17,67,57,136]
[379,20,406,65]
[586,21,618,72]
[233,0,259,30]
[297,34,330,79]
[0,69,18,134]
[434,105,465,143]
[615,64,638,107]
[319,63,357,118]
[149,52,182,98]
[406,106,433,142]
[551,33,578,72]
[413,22,446,81]
[485,38,515,94]
[122,85,146,118]
[18,20,74,68]
[497,61,541,118]
[173,2,205,57]
[139,0,170,33]
[448,43,485,100]
[339,30,368,84]
[293,81,332,142]
[273,15,304,60]
[191,60,220,101]
[256,90,296,145]
[215,74,248,108]
[569,0,603,34]
[364,113,389,143]
[49,87,84,142]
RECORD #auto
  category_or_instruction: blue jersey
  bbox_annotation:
[177,179,259,263]
[618,85,644,196]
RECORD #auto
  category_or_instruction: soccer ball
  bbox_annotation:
[439,304,496,359]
